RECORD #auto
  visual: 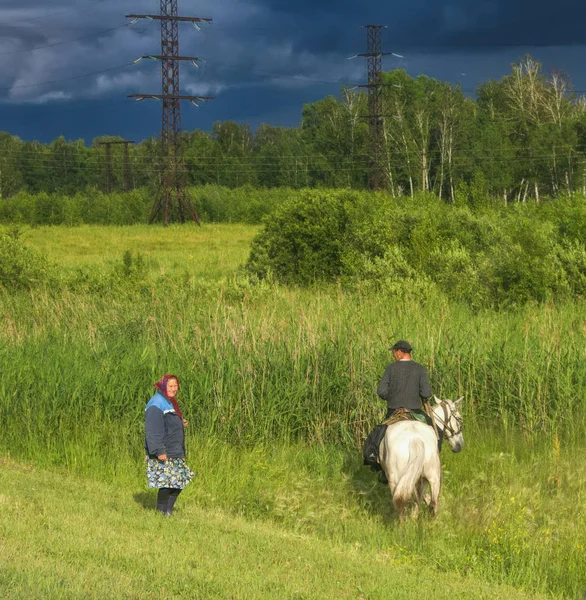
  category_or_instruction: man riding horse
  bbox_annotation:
[377,339,432,422]
[364,339,435,481]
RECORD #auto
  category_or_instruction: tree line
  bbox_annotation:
[1,56,585,203]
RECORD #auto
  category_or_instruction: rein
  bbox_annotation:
[437,402,463,438]
[424,402,441,441]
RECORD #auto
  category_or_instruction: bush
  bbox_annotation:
[350,246,439,301]
[191,185,291,224]
[426,241,488,308]
[246,191,586,308]
[0,186,286,226]
[0,227,56,290]
[247,190,353,284]
[552,240,586,298]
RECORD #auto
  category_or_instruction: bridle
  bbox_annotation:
[434,401,463,439]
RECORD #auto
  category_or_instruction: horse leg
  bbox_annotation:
[394,482,420,520]
[418,479,430,507]
[392,494,408,521]
[411,486,421,520]
[427,473,441,517]
[387,473,406,520]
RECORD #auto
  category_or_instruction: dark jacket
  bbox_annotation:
[377,360,432,413]
[144,393,185,459]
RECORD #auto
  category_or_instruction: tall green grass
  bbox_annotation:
[2,284,585,455]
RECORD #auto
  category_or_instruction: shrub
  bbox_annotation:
[350,246,439,301]
[247,190,352,284]
[426,241,488,308]
[552,240,586,298]
[0,227,56,290]
[246,191,586,308]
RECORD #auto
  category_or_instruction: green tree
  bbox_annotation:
[301,92,368,188]
[211,121,256,187]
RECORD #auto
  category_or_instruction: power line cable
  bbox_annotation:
[0,23,142,56]
[0,61,134,92]
[211,65,586,95]
[6,146,581,162]
[4,153,585,171]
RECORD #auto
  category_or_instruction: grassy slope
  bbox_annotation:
[0,458,552,600]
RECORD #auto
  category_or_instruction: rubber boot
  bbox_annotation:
[157,488,171,514]
[166,489,182,516]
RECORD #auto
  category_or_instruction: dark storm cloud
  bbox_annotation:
[256,0,586,50]
[0,0,275,103]
[2,0,584,101]
[1,0,586,140]
[414,0,586,49]
[449,0,586,48]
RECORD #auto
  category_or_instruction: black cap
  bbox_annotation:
[390,340,413,352]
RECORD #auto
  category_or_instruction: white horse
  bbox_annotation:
[379,396,464,519]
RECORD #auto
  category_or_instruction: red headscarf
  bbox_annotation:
[154,374,183,420]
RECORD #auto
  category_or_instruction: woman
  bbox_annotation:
[144,374,194,515]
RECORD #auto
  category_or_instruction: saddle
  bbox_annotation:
[363,408,436,475]
[383,407,432,427]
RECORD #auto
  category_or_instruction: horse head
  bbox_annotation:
[431,396,464,453]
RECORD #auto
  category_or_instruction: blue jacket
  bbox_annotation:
[144,393,186,459]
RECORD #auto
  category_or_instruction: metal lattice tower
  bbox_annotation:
[98,140,135,193]
[127,2,213,226]
[358,25,391,190]
[98,141,113,194]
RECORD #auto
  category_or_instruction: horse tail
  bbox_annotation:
[393,438,425,507]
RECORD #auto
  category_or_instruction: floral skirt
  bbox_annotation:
[146,456,195,489]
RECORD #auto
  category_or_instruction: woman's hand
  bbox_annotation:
[157,453,167,461]
[183,419,189,427]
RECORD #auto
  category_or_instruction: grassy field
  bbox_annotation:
[1,224,586,598]
[22,223,258,280]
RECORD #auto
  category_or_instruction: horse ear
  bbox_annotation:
[455,396,464,407]
[434,395,441,403]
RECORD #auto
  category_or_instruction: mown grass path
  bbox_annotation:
[0,458,553,600]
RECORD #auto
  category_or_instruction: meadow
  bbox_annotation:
[21,223,258,279]
[1,224,586,599]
